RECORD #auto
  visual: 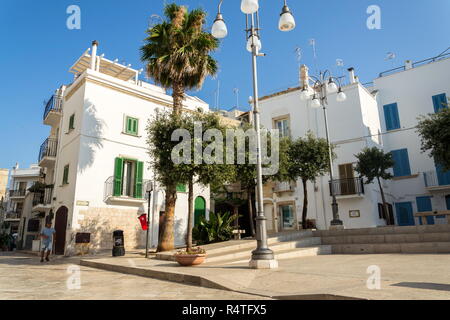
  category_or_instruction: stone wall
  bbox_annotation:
[75,207,147,252]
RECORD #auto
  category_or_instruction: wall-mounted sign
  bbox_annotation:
[76,200,89,206]
[349,210,360,218]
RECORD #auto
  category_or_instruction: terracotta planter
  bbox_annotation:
[175,254,206,266]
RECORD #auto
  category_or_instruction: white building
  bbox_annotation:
[259,51,450,231]
[35,41,210,255]
[5,164,42,246]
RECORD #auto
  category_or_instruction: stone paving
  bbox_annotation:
[81,253,450,300]
[0,252,269,300]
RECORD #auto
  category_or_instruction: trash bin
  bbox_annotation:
[112,230,125,257]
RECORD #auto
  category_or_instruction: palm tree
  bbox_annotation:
[141,3,219,116]
[141,3,219,252]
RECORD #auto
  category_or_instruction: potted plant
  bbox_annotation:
[174,247,206,266]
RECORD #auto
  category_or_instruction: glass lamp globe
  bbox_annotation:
[336,90,347,102]
[211,17,228,39]
[300,87,311,101]
[246,35,262,52]
[327,80,338,93]
[241,0,259,14]
[279,6,296,31]
[311,96,321,108]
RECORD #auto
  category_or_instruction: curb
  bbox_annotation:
[80,259,233,292]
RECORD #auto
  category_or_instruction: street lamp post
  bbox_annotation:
[300,70,347,229]
[212,0,296,269]
[145,181,154,258]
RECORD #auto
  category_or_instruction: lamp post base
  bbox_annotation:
[249,258,279,269]
[329,219,344,230]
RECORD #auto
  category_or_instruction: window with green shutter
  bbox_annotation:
[62,165,69,185]
[113,158,144,199]
[176,184,187,193]
[125,116,139,136]
[69,114,75,131]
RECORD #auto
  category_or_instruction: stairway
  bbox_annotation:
[313,224,450,254]
[155,230,331,265]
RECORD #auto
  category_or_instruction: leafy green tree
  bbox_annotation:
[141,3,219,251]
[282,132,334,228]
[182,112,235,250]
[417,104,450,171]
[354,147,394,223]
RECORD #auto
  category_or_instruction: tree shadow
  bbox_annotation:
[78,99,107,173]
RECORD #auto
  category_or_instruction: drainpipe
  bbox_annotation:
[90,40,99,70]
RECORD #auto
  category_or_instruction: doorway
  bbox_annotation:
[54,206,68,255]
[278,204,295,231]
[395,202,415,226]
[194,197,206,226]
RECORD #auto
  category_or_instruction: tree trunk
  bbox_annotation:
[377,177,389,225]
[233,205,239,229]
[172,82,184,116]
[302,179,308,229]
[247,188,256,237]
[157,184,177,252]
[186,177,194,250]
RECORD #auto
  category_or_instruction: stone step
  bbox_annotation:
[322,232,450,245]
[313,224,450,238]
[332,242,450,254]
[203,245,332,265]
[155,230,315,261]
[204,238,321,264]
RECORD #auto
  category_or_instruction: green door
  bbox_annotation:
[194,197,206,226]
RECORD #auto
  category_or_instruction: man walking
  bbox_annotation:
[40,222,56,263]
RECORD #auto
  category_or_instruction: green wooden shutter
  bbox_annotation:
[125,117,138,135]
[176,184,185,192]
[134,161,144,198]
[62,165,69,184]
[133,118,138,135]
[113,158,123,196]
[69,114,75,130]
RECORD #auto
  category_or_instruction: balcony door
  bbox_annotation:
[338,164,356,195]
[278,204,295,231]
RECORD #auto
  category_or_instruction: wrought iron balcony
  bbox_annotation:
[39,138,58,163]
[104,176,150,202]
[274,181,296,193]
[43,94,62,121]
[9,189,26,198]
[5,211,21,220]
[329,178,365,197]
[32,187,53,207]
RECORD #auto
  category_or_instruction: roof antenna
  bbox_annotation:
[385,52,396,68]
[294,47,302,68]
[309,39,319,74]
[233,87,239,109]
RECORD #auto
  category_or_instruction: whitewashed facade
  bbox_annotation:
[259,53,450,231]
[35,41,210,255]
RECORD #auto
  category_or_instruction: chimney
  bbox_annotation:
[348,67,356,84]
[90,40,99,70]
[405,60,413,70]
[300,64,309,88]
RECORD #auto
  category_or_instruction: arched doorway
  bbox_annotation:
[54,206,68,255]
[194,197,206,226]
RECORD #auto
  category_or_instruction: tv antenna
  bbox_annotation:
[233,88,239,109]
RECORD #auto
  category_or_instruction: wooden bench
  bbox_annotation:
[414,210,450,225]
[232,229,246,240]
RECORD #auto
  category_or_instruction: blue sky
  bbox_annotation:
[0,0,449,170]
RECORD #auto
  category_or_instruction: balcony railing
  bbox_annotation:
[43,95,63,121]
[329,178,365,196]
[424,170,450,188]
[32,187,53,207]
[39,138,58,162]
[274,181,296,193]
[5,211,21,220]
[104,176,150,201]
[9,189,26,197]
